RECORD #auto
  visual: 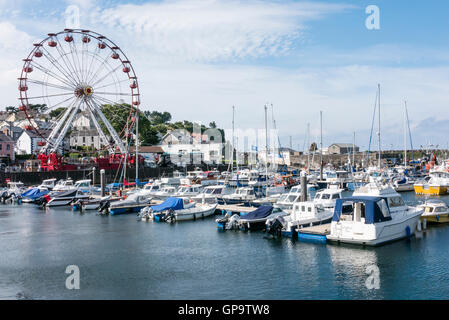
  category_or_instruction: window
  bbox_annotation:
[377,199,391,218]
[91,137,94,142]
[83,137,86,143]
[435,207,446,213]
[332,194,340,199]
[0,144,2,150]
[321,194,330,199]
[6,144,9,151]
[388,197,405,208]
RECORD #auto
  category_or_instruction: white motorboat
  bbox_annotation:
[37,178,57,191]
[219,187,257,205]
[165,203,217,222]
[173,185,202,198]
[273,185,314,212]
[141,182,163,196]
[313,187,344,208]
[392,176,415,192]
[139,197,195,221]
[44,189,90,207]
[191,185,226,204]
[417,199,449,224]
[72,195,113,211]
[108,190,154,215]
[152,186,177,200]
[266,201,334,237]
[53,179,74,192]
[5,181,26,197]
[327,184,423,246]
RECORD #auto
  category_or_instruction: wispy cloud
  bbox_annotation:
[94,0,353,62]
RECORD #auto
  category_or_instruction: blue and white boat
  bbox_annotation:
[327,195,423,246]
[21,188,50,204]
[108,190,153,215]
[140,197,188,222]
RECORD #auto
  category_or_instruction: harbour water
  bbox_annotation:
[1,191,449,300]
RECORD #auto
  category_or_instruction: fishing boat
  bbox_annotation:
[266,201,334,238]
[414,171,449,195]
[108,190,153,215]
[417,200,449,224]
[191,185,226,204]
[218,187,257,205]
[327,195,423,246]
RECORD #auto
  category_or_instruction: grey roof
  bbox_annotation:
[330,143,358,148]
[0,132,14,142]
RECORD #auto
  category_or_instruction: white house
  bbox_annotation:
[158,130,222,165]
[16,130,65,155]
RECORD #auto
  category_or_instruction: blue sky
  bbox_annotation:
[1,0,449,151]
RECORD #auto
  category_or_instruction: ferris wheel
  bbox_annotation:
[18,29,140,155]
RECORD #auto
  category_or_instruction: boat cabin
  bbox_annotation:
[332,196,392,224]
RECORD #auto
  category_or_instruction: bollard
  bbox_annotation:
[100,169,105,197]
[92,167,96,187]
[417,220,422,232]
[423,219,427,230]
[300,171,307,202]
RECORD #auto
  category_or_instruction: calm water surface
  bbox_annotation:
[1,191,449,300]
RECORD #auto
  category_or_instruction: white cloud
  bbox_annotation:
[95,0,353,62]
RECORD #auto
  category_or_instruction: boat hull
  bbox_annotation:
[327,213,421,246]
[421,214,449,223]
[414,185,447,195]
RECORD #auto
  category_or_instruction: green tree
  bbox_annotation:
[49,107,67,119]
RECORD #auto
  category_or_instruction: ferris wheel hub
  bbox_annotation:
[74,85,94,98]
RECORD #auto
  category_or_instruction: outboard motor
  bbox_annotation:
[266,216,286,237]
[165,209,176,223]
[225,214,241,230]
[98,200,110,214]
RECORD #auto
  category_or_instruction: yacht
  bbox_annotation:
[327,183,423,246]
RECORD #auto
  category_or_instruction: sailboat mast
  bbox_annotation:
[378,84,381,169]
[136,109,139,185]
[404,100,407,168]
[307,123,310,170]
[232,105,235,173]
[264,104,268,187]
[353,131,355,169]
[320,111,323,181]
